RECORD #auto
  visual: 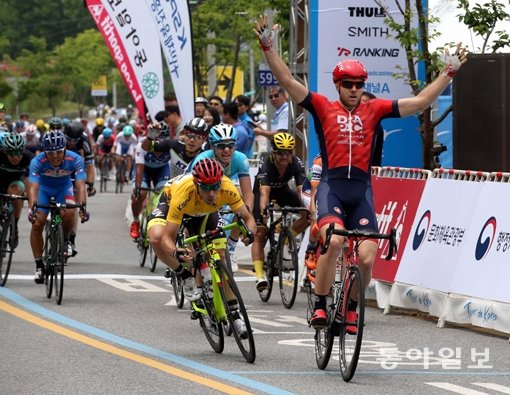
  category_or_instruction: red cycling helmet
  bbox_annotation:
[332,59,368,82]
[192,158,224,185]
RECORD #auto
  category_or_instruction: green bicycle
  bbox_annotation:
[183,216,256,363]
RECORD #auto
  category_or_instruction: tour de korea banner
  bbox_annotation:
[142,0,194,123]
[86,0,164,121]
[449,182,510,304]
[395,178,483,292]
[371,176,427,283]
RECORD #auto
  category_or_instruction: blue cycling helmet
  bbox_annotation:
[208,123,238,145]
[48,116,63,130]
[102,128,113,139]
[41,130,66,151]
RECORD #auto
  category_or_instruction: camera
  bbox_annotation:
[432,142,447,156]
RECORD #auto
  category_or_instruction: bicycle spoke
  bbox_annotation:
[196,295,224,354]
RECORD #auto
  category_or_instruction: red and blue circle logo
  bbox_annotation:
[475,216,497,261]
[412,210,431,251]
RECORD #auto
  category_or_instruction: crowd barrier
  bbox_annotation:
[371,166,510,339]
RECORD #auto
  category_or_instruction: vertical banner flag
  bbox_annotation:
[143,0,194,123]
[85,0,164,121]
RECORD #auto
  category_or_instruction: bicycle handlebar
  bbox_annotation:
[0,193,28,201]
[182,213,253,246]
[321,223,397,261]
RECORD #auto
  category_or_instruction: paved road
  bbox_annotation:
[1,191,510,394]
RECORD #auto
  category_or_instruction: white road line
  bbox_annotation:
[425,382,489,394]
[7,274,257,281]
[473,383,510,394]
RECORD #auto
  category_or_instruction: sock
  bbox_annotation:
[227,236,238,253]
[314,294,327,311]
[348,298,358,311]
[35,258,44,269]
[254,260,265,279]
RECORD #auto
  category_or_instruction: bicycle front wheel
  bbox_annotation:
[43,222,53,298]
[197,294,224,354]
[277,229,299,309]
[53,223,65,305]
[149,245,157,272]
[137,217,148,267]
[217,259,256,363]
[339,265,365,382]
[115,161,126,194]
[0,217,14,287]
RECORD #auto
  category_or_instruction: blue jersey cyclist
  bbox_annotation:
[28,130,89,284]
[129,120,171,239]
[186,123,254,272]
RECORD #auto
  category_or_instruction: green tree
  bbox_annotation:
[456,0,510,53]
[54,29,113,117]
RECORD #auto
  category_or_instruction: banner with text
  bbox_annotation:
[86,0,164,121]
[395,178,483,292]
[449,182,510,303]
[372,176,426,282]
[143,0,194,123]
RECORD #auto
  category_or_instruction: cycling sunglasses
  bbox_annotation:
[274,149,292,156]
[198,182,221,191]
[214,142,236,150]
[6,149,23,157]
[45,149,65,156]
[340,80,365,90]
[185,133,205,140]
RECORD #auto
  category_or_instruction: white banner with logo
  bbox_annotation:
[449,182,510,303]
[86,0,164,121]
[310,0,415,100]
[395,178,483,292]
[143,0,194,123]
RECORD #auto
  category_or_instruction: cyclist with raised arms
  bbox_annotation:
[250,131,309,291]
[186,123,254,272]
[253,14,468,330]
[28,130,89,284]
[141,116,207,178]
[0,133,35,248]
[157,158,256,336]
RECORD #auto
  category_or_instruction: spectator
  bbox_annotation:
[165,105,186,140]
[253,85,289,139]
[222,102,253,158]
[195,97,209,118]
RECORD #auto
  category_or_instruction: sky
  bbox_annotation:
[429,0,510,53]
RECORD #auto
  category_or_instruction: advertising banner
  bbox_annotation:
[85,0,164,121]
[395,178,483,292]
[449,182,510,303]
[372,176,427,282]
[143,0,194,123]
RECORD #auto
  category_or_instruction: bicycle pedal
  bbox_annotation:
[190,310,200,320]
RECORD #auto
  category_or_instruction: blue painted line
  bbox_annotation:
[0,287,294,395]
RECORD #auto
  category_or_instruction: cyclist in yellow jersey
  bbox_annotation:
[155,158,257,302]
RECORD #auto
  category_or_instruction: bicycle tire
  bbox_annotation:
[53,223,65,305]
[339,265,365,382]
[258,233,276,303]
[0,216,14,287]
[216,259,256,363]
[43,222,53,298]
[277,229,299,309]
[116,160,126,194]
[100,156,109,193]
[138,216,148,267]
[170,271,185,308]
[197,293,224,354]
[149,245,157,272]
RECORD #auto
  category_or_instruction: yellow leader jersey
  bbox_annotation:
[163,174,244,224]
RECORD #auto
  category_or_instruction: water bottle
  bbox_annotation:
[200,261,213,298]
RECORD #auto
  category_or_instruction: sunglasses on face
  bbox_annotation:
[340,80,365,90]
[214,142,236,150]
[198,182,221,191]
[45,149,65,157]
[269,94,280,99]
[274,150,292,157]
[6,150,23,157]
[185,133,204,140]
[209,101,221,106]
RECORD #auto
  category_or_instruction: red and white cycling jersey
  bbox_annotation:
[301,92,399,181]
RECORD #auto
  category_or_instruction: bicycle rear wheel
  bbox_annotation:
[277,229,299,309]
[258,235,276,302]
[149,245,157,272]
[137,216,148,267]
[169,271,184,308]
[0,217,14,287]
[217,259,256,363]
[196,294,224,353]
[339,265,365,382]
[315,291,337,370]
[115,160,126,194]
